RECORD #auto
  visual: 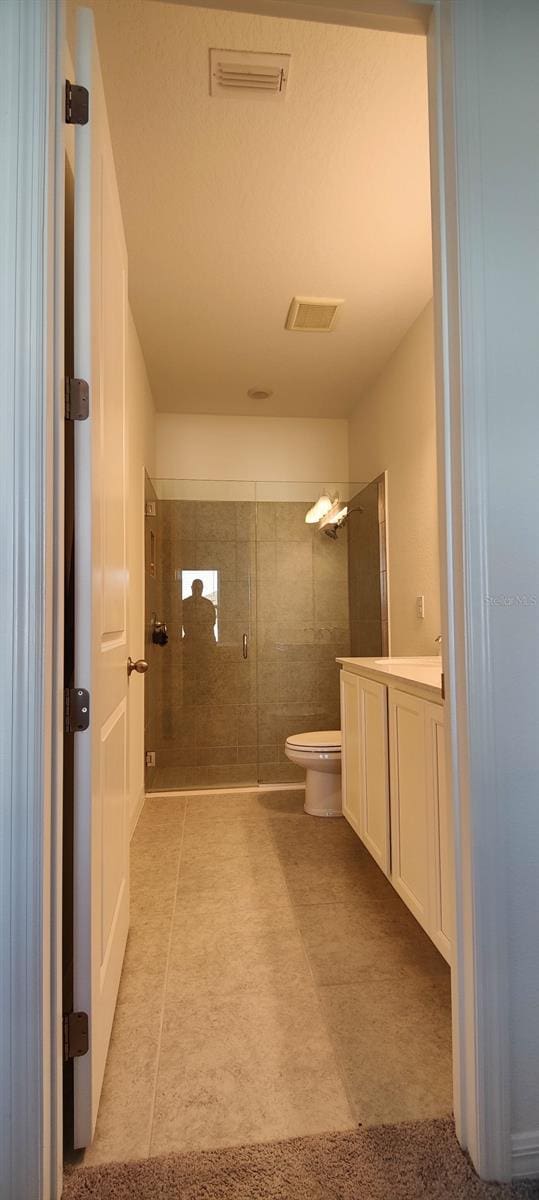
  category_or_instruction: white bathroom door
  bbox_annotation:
[72,7,130,1147]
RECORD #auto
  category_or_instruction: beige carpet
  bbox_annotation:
[63,1118,539,1199]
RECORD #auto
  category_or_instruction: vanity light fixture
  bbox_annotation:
[319,499,348,531]
[305,494,333,524]
[320,499,365,539]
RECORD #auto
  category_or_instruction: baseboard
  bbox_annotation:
[130,787,145,837]
[511,1131,539,1179]
[145,782,306,800]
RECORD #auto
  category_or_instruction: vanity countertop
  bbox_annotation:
[336,656,443,703]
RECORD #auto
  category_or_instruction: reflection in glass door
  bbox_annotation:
[180,570,220,642]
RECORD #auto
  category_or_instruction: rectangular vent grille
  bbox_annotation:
[210,49,290,100]
[286,297,345,333]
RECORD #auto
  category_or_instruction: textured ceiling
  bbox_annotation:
[77,0,432,417]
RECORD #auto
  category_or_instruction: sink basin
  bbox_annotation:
[337,655,443,694]
[372,656,442,688]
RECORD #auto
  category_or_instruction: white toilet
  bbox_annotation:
[284,731,342,817]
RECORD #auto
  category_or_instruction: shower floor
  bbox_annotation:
[73,788,452,1169]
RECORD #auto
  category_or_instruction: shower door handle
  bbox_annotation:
[242,633,248,660]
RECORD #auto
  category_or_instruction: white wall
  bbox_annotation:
[348,301,440,654]
[155,413,349,485]
[127,308,155,830]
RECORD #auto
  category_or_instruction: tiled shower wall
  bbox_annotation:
[145,499,350,791]
[255,502,350,785]
[347,477,388,657]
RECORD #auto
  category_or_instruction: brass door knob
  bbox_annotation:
[127,656,149,677]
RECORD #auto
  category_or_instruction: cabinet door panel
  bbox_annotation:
[340,670,361,835]
[360,677,390,875]
[426,701,453,963]
[389,687,430,930]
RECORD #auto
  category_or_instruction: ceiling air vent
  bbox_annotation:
[210,49,290,100]
[286,297,345,333]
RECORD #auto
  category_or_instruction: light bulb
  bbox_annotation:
[305,494,333,524]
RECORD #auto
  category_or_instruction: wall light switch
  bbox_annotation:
[416,594,425,619]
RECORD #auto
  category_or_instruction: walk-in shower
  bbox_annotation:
[144,478,373,792]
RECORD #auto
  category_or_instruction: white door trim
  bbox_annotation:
[192,3,511,1184]
[196,0,510,1180]
[155,0,432,36]
[3,0,525,1194]
[0,2,62,1199]
[428,2,511,1179]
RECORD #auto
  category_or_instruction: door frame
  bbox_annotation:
[0,2,64,1199]
[162,0,512,1180]
[1,0,516,1196]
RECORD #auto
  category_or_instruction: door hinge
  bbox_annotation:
[63,1012,89,1062]
[65,80,89,126]
[145,750,156,767]
[65,377,89,421]
[65,688,90,733]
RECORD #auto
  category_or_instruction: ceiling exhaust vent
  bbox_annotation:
[286,297,345,333]
[210,49,290,100]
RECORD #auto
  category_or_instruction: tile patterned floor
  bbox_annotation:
[78,789,452,1168]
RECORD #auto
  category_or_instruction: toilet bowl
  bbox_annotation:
[284,731,342,817]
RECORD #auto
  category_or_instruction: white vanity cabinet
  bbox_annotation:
[339,659,452,964]
[388,687,431,933]
[340,670,390,876]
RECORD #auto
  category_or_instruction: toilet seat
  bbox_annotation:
[285,731,341,753]
[284,730,342,817]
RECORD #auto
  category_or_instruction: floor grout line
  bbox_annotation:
[146,784,306,800]
[276,838,450,1129]
[265,810,358,1129]
[146,800,188,1158]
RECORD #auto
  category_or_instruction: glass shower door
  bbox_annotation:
[145,487,257,791]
